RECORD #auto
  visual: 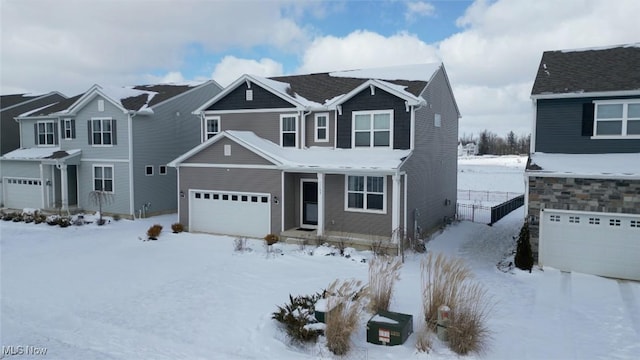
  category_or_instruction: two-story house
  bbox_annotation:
[0,81,222,217]
[526,44,640,281]
[169,63,460,250]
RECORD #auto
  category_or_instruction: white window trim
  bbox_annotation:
[592,99,640,139]
[280,113,298,148]
[351,110,394,148]
[314,113,329,143]
[159,165,167,175]
[344,175,387,214]
[91,117,114,147]
[36,120,56,147]
[145,165,154,176]
[203,115,221,142]
[92,164,115,193]
[63,118,73,139]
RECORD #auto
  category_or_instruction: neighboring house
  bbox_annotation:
[169,63,460,249]
[0,81,222,217]
[457,142,478,157]
[526,44,640,281]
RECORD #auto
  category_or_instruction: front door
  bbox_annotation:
[301,180,318,227]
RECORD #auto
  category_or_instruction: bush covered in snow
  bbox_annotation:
[272,292,324,343]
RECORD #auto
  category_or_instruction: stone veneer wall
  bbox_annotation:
[527,176,640,260]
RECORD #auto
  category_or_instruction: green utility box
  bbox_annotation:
[366,310,413,346]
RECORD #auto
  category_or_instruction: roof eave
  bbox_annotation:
[531,89,640,100]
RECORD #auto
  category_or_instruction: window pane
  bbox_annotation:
[94,180,102,191]
[94,133,102,144]
[282,116,296,131]
[367,194,384,210]
[597,104,623,119]
[93,120,101,131]
[596,120,622,135]
[367,176,384,193]
[317,128,326,140]
[104,180,113,192]
[94,167,102,178]
[104,167,113,179]
[103,120,111,131]
[354,115,370,130]
[47,134,54,144]
[629,104,640,118]
[348,193,364,208]
[38,123,45,132]
[373,113,390,129]
[38,134,45,144]
[317,116,326,127]
[103,133,112,145]
[207,120,218,133]
[354,132,370,146]
[373,131,390,146]
[348,176,364,191]
[627,120,640,135]
[46,122,54,132]
[282,133,296,147]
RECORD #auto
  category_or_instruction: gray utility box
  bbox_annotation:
[366,310,413,346]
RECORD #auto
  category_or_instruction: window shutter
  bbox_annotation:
[582,103,595,136]
[88,120,93,145]
[60,120,65,139]
[112,120,117,145]
[53,122,59,144]
[34,123,38,144]
[71,119,76,139]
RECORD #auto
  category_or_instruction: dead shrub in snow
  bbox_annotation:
[420,253,492,355]
[368,256,402,313]
[324,279,368,356]
[415,322,433,353]
[146,224,163,240]
[233,237,249,252]
[171,223,184,233]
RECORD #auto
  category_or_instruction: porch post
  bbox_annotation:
[59,164,68,210]
[317,172,325,236]
[391,173,401,243]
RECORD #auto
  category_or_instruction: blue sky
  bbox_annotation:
[2,0,639,137]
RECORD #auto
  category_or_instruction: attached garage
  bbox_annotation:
[539,209,640,281]
[189,189,271,238]
[3,177,43,209]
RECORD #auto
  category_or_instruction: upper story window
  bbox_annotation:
[36,120,56,146]
[203,115,220,141]
[315,113,329,142]
[93,165,114,193]
[352,110,393,148]
[345,175,386,213]
[281,114,297,147]
[594,100,640,138]
[88,118,116,146]
[62,119,76,139]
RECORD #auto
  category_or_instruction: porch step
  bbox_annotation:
[281,233,399,256]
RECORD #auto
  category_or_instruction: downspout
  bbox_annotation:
[300,109,311,149]
[14,117,23,149]
[128,111,136,218]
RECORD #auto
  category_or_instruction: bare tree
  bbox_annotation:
[89,190,114,225]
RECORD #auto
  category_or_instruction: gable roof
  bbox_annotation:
[195,63,442,113]
[531,43,640,98]
[1,92,66,112]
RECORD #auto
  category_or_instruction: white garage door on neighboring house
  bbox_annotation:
[189,190,271,238]
[539,209,640,281]
[3,178,43,210]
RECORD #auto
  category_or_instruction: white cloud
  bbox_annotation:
[211,56,284,86]
[298,30,440,74]
[405,1,436,22]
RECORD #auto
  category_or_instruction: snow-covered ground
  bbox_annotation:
[458,155,527,193]
[1,156,639,359]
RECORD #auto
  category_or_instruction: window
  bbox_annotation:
[159,165,167,175]
[62,119,75,139]
[315,113,329,142]
[594,100,640,137]
[36,121,56,145]
[549,215,561,222]
[609,219,621,227]
[89,118,115,146]
[589,217,600,225]
[93,165,114,192]
[346,175,385,212]
[281,114,297,147]
[145,166,153,176]
[352,110,392,148]
[203,115,220,141]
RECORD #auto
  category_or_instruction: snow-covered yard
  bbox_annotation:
[1,156,639,359]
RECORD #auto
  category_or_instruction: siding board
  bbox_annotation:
[208,82,294,110]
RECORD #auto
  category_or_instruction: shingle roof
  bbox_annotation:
[26,94,83,116]
[0,94,41,109]
[531,44,640,96]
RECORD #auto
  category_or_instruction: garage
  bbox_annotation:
[189,189,271,238]
[3,177,43,210]
[539,208,640,281]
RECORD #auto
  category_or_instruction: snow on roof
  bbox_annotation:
[329,63,442,82]
[527,152,640,178]
[1,147,81,160]
[559,42,640,53]
[101,86,157,106]
[251,75,322,108]
[228,130,410,172]
[19,102,61,117]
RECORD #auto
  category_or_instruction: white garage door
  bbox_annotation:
[4,178,43,210]
[539,209,640,281]
[189,190,271,238]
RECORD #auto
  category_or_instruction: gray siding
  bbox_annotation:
[535,97,640,153]
[0,161,42,178]
[219,111,299,145]
[283,174,296,230]
[304,111,335,147]
[208,82,294,111]
[17,118,45,149]
[132,82,222,215]
[336,88,411,149]
[184,138,273,165]
[177,167,282,233]
[77,161,131,215]
[401,69,458,238]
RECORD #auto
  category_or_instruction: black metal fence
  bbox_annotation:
[456,193,524,225]
[490,195,524,224]
[457,189,523,203]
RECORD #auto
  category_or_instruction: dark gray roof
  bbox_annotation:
[270,73,428,104]
[26,94,83,116]
[1,94,41,109]
[531,44,640,96]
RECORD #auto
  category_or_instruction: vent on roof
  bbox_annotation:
[246,90,253,101]
[98,99,104,112]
